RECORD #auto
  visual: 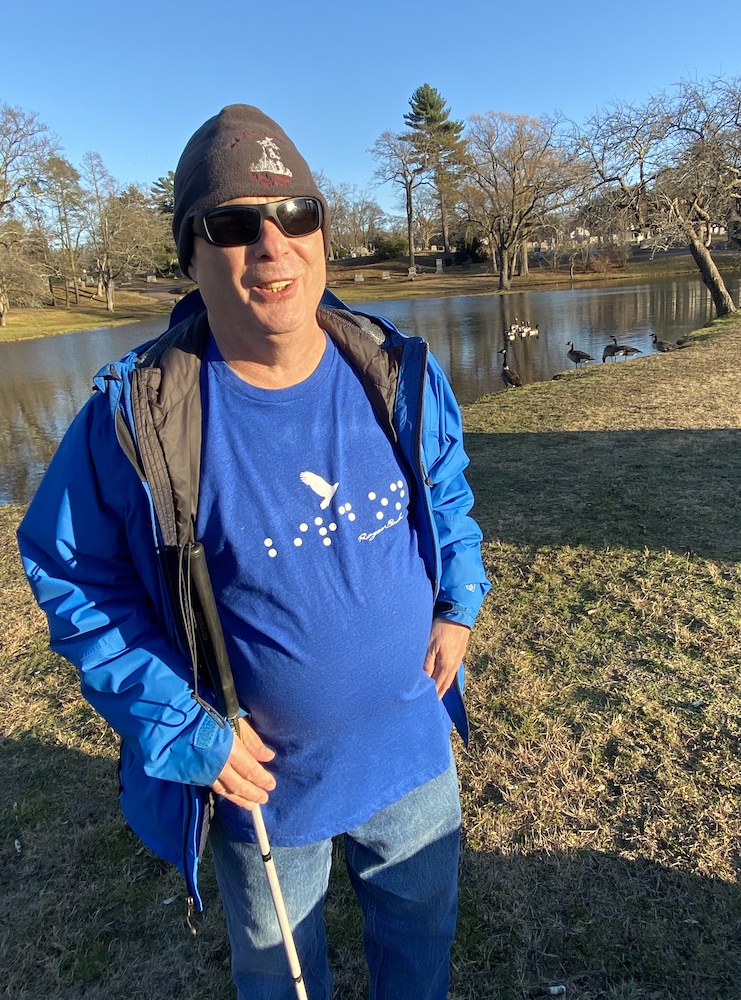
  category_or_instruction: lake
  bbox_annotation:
[2,273,738,505]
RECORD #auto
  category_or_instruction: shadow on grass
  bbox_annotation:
[0,734,232,1000]
[465,429,741,561]
[455,844,741,1000]
[3,733,740,999]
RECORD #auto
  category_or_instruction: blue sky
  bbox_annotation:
[3,0,735,215]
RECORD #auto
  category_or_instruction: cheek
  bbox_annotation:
[191,247,245,292]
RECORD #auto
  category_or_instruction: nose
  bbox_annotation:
[251,217,290,258]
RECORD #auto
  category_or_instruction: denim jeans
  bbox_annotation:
[209,753,461,1000]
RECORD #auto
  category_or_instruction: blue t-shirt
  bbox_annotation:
[195,333,451,845]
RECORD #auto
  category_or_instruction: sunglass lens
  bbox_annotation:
[205,208,261,246]
[276,198,322,237]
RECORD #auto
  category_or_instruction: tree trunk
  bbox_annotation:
[439,189,451,254]
[64,219,79,304]
[104,274,115,312]
[520,242,529,277]
[69,253,79,305]
[498,248,511,290]
[0,288,7,327]
[686,231,736,316]
[405,183,416,269]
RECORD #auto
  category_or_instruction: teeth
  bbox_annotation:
[260,280,291,292]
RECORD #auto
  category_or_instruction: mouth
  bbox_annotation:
[255,279,294,293]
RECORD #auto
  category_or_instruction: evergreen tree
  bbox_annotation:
[404,84,466,253]
[150,170,175,215]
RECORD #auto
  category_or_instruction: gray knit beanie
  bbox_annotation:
[173,104,330,273]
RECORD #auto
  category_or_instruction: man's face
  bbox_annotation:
[189,196,326,346]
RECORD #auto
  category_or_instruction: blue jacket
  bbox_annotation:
[17,296,490,909]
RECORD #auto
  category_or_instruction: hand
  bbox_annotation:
[212,717,276,810]
[423,618,471,698]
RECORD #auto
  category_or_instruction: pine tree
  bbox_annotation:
[404,85,466,253]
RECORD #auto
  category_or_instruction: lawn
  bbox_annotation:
[1,314,741,998]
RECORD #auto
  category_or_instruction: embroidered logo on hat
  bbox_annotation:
[250,136,293,185]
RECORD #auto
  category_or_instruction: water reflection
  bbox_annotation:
[2,275,738,505]
[1,319,165,506]
[361,275,740,403]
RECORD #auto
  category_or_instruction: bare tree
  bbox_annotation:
[0,104,56,216]
[577,77,741,316]
[0,217,48,325]
[413,186,441,251]
[0,104,56,320]
[81,152,170,311]
[462,112,582,289]
[34,154,87,303]
[324,181,386,257]
[369,131,427,268]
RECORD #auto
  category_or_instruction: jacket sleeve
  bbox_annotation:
[422,352,491,628]
[16,390,234,786]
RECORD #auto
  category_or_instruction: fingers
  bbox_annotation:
[212,767,271,810]
[212,717,276,810]
[424,618,471,698]
[236,716,275,762]
[426,657,459,698]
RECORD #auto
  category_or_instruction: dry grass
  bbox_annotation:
[2,314,741,998]
[0,289,173,342]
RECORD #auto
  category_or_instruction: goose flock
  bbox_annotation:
[497,324,687,389]
[504,318,539,340]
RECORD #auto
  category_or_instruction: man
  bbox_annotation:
[18,105,490,1000]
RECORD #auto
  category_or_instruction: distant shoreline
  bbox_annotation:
[1,250,738,343]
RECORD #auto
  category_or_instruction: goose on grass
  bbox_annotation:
[498,348,523,388]
[566,341,593,368]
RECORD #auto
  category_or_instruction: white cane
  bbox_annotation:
[190,543,308,1000]
[250,801,308,999]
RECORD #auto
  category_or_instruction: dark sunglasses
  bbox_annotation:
[192,197,323,247]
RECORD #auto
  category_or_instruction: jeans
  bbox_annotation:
[209,754,461,1000]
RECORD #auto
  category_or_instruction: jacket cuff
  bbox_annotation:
[433,600,476,629]
[146,709,235,786]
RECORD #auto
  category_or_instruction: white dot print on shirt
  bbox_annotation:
[338,502,355,522]
[367,480,408,522]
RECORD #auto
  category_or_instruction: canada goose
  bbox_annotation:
[566,341,593,367]
[602,341,620,362]
[504,325,516,341]
[652,334,681,352]
[604,335,641,361]
[498,348,523,388]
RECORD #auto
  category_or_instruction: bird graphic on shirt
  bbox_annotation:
[300,471,339,509]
